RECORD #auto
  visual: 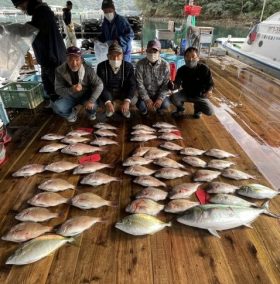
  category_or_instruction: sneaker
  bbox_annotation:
[193,112,202,119]
[122,111,131,118]
[88,113,96,121]
[66,111,77,122]
[172,111,185,118]
[106,111,114,118]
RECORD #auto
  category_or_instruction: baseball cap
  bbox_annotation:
[66,46,82,57]
[102,0,115,10]
[147,39,161,51]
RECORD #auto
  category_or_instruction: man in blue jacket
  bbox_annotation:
[11,0,66,102]
[100,0,134,62]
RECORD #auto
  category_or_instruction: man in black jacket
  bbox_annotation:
[96,42,137,118]
[11,0,66,102]
[171,47,214,119]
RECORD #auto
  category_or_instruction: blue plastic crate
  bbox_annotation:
[22,74,42,83]
[161,54,185,70]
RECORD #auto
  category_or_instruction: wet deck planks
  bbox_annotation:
[0,57,280,284]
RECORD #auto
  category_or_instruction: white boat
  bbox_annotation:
[215,12,280,79]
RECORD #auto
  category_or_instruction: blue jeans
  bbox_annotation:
[171,91,214,115]
[137,96,171,113]
[52,94,98,118]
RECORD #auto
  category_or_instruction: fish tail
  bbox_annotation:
[109,201,119,208]
[262,201,280,218]
[69,236,81,247]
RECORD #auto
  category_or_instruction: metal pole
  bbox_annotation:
[260,0,266,22]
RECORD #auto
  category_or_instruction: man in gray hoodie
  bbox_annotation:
[53,46,103,122]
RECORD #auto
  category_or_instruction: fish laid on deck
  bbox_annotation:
[39,143,67,153]
[12,164,45,177]
[237,184,280,199]
[56,216,103,236]
[177,202,280,238]
[38,178,75,192]
[165,199,200,213]
[71,192,116,209]
[135,187,168,201]
[2,222,52,242]
[160,141,183,151]
[80,172,119,186]
[193,169,221,182]
[153,157,185,169]
[204,182,240,194]
[122,156,153,166]
[6,234,74,265]
[28,192,69,207]
[125,199,164,216]
[169,183,202,199]
[205,149,238,159]
[45,161,79,173]
[73,161,112,174]
[155,167,190,179]
[182,156,207,168]
[15,207,60,222]
[115,214,171,236]
[222,169,255,180]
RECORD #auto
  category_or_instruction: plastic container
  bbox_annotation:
[161,54,185,70]
[22,74,42,83]
[82,54,97,69]
[184,5,202,16]
[156,29,175,40]
[0,82,44,109]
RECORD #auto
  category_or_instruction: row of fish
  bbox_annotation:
[130,123,183,142]
[5,123,121,265]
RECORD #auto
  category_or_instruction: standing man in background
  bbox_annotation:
[11,0,66,103]
[100,0,134,62]
[63,1,77,48]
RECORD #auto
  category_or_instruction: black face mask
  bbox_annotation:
[185,60,198,69]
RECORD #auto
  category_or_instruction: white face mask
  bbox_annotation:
[104,12,115,22]
[109,60,122,69]
[146,52,159,63]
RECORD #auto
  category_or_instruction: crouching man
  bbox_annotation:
[97,42,137,118]
[53,46,103,122]
[135,39,171,116]
[171,47,214,119]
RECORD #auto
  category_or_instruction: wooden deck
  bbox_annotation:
[0,56,280,284]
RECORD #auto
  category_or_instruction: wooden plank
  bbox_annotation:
[0,60,280,283]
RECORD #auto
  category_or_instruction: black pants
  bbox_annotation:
[41,65,59,101]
